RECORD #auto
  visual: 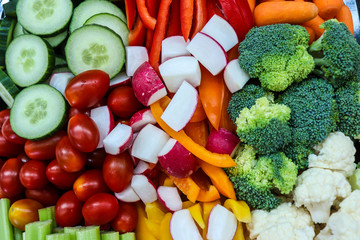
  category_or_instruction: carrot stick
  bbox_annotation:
[247,0,256,13]
[336,5,354,35]
[303,26,315,44]
[313,0,344,20]
[128,15,147,46]
[166,0,181,37]
[144,0,160,50]
[191,0,207,38]
[180,0,194,41]
[253,1,318,26]
[136,0,157,30]
[302,15,325,39]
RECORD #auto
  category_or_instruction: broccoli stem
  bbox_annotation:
[309,34,324,53]
[313,58,330,66]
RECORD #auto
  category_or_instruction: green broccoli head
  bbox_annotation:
[308,19,360,89]
[236,97,291,154]
[238,24,315,92]
[283,144,313,170]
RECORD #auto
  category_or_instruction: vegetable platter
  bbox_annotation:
[0,0,360,240]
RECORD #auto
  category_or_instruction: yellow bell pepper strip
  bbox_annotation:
[233,222,246,240]
[188,203,205,229]
[182,201,196,209]
[202,200,221,239]
[163,177,175,187]
[159,213,173,240]
[144,218,161,238]
[150,97,236,168]
[135,203,157,240]
[169,175,201,202]
[145,202,166,224]
[184,120,209,147]
[199,161,236,200]
[196,185,221,202]
[223,199,252,223]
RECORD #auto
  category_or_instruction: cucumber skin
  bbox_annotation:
[0,17,17,66]
[0,69,20,108]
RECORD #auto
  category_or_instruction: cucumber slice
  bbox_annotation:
[5,34,55,87]
[43,29,68,48]
[10,84,67,140]
[0,69,20,107]
[69,0,126,33]
[0,17,16,66]
[84,13,129,46]
[65,25,125,78]
[13,22,25,39]
[16,0,73,36]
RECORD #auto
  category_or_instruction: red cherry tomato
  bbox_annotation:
[55,190,83,227]
[86,148,107,169]
[24,131,66,160]
[111,202,138,233]
[0,132,24,158]
[46,159,83,190]
[9,199,43,231]
[19,160,48,190]
[102,152,133,193]
[73,169,109,202]
[0,158,24,197]
[1,119,26,144]
[68,107,90,120]
[82,193,119,225]
[17,152,31,163]
[56,135,86,172]
[0,109,10,128]
[67,114,99,153]
[107,86,143,118]
[25,184,60,206]
[65,70,110,108]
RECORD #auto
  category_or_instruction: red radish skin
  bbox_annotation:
[161,36,191,63]
[90,106,115,148]
[109,72,131,88]
[125,46,149,77]
[206,128,240,157]
[170,209,203,240]
[129,108,157,132]
[114,185,140,203]
[157,186,182,212]
[130,174,157,204]
[207,204,237,240]
[133,160,160,179]
[103,123,133,155]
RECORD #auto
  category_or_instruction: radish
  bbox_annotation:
[157,186,182,212]
[90,106,115,148]
[103,123,133,155]
[159,56,201,92]
[224,59,250,93]
[206,128,240,157]
[131,124,170,164]
[133,160,160,179]
[201,14,238,52]
[158,138,197,178]
[186,32,228,76]
[207,204,237,240]
[131,174,157,204]
[125,46,149,76]
[161,35,191,63]
[170,209,203,240]
[161,81,198,132]
[49,72,74,96]
[109,71,131,88]
[132,61,167,106]
[114,185,140,203]
[129,108,156,132]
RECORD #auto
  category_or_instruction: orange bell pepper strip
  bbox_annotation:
[136,0,157,30]
[166,0,181,37]
[150,97,236,167]
[247,0,256,13]
[184,121,209,147]
[169,175,201,202]
[189,96,207,122]
[219,86,236,133]
[128,15,147,46]
[191,0,207,38]
[125,0,137,30]
[180,0,194,41]
[196,185,221,202]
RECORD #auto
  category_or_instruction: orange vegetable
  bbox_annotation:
[247,0,256,13]
[302,15,325,39]
[170,175,201,202]
[166,0,181,37]
[136,0,157,30]
[336,5,354,35]
[303,26,315,44]
[227,43,240,61]
[259,0,285,2]
[180,0,194,41]
[219,86,236,133]
[254,2,318,26]
[196,185,221,202]
[191,0,207,38]
[128,15,147,46]
[189,96,207,122]
[125,0,137,31]
[144,0,160,50]
[184,120,209,147]
[313,0,344,20]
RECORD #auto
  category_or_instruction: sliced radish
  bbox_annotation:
[224,59,250,93]
[129,108,156,132]
[133,160,160,179]
[125,46,149,77]
[158,138,197,178]
[170,209,203,240]
[159,56,201,93]
[109,72,131,88]
[207,204,237,240]
[132,61,167,106]
[131,124,170,164]
[186,32,228,76]
[114,185,140,203]
[49,72,74,96]
[201,14,238,52]
[161,35,191,63]
[90,106,115,148]
[206,128,240,157]
[131,174,157,204]
[157,186,182,212]
[161,81,198,132]
[103,123,133,155]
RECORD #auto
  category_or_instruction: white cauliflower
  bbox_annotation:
[308,132,356,176]
[316,190,360,240]
[293,168,351,223]
[246,202,315,240]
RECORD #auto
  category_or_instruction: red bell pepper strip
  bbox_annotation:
[191,0,208,38]
[125,0,137,30]
[166,0,181,37]
[207,0,225,20]
[144,0,160,51]
[128,15,146,46]
[180,0,194,41]
[235,0,255,32]
[136,0,157,30]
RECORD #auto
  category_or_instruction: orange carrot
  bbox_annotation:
[184,120,209,147]
[247,0,256,13]
[303,26,315,44]
[128,15,147,46]
[253,1,318,26]
[136,0,157,30]
[180,0,194,41]
[302,15,325,39]
[336,5,354,35]
[191,0,207,38]
[166,0,181,37]
[313,0,344,20]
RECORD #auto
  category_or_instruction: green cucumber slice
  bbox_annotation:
[0,69,20,107]
[0,17,17,66]
[43,29,68,48]
[13,22,25,39]
[10,84,67,140]
[65,25,125,78]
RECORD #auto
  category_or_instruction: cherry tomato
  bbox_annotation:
[9,199,43,231]
[0,132,24,158]
[102,152,133,193]
[65,70,110,108]
[25,184,60,206]
[56,135,86,172]
[0,109,10,128]
[73,169,109,202]
[55,190,83,227]
[0,158,24,197]
[82,193,119,225]
[107,86,143,118]
[86,148,107,169]
[24,131,66,160]
[46,159,83,189]
[68,107,90,120]
[111,202,138,233]
[19,160,48,190]
[17,152,31,163]
[67,114,99,153]
[1,119,26,144]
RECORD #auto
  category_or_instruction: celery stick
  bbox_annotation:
[101,231,119,240]
[46,233,71,240]
[64,226,84,240]
[53,227,64,233]
[22,232,25,240]
[38,206,57,229]
[119,232,135,240]
[13,226,23,240]
[76,226,100,240]
[25,220,52,240]
[0,198,14,240]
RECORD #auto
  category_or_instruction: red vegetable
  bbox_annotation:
[82,193,119,225]
[55,190,83,227]
[56,135,87,172]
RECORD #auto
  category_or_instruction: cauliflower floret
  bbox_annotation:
[247,202,315,240]
[308,132,356,176]
[293,168,351,223]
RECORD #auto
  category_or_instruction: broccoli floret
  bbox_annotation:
[238,24,315,92]
[308,19,360,89]
[283,144,313,170]
[236,97,291,154]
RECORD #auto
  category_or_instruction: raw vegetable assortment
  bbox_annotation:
[0,0,359,239]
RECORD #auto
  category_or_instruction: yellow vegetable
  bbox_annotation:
[159,213,173,240]
[188,203,205,229]
[202,200,221,239]
[233,222,246,240]
[145,201,166,224]
[135,203,157,240]
[224,199,252,223]
[144,218,161,239]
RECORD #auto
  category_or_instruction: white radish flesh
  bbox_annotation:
[161,35,190,63]
[125,46,149,77]
[131,174,157,204]
[157,186,182,212]
[49,72,74,96]
[207,204,237,240]
[103,123,133,155]
[129,108,156,132]
[114,185,140,203]
[224,59,250,93]
[90,106,115,148]
[109,71,131,88]
[170,209,203,240]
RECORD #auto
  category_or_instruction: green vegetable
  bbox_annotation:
[0,198,14,240]
[13,227,23,240]
[119,232,135,240]
[75,226,100,240]
[46,233,71,240]
[25,220,52,240]
[349,168,360,190]
[38,206,57,229]
[101,231,119,240]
